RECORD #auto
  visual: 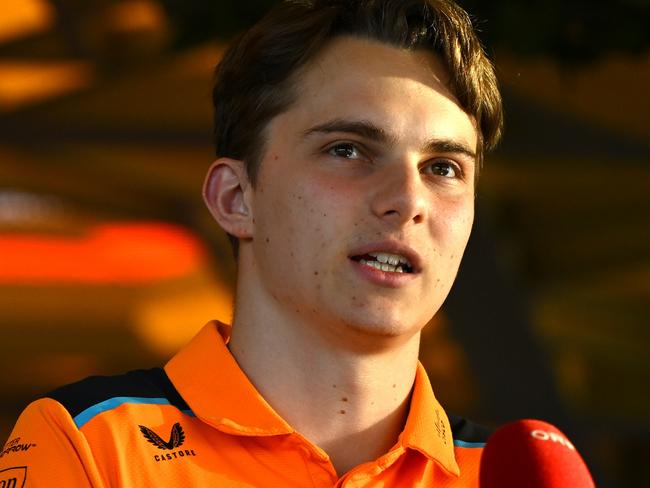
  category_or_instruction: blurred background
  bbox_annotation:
[0,0,648,486]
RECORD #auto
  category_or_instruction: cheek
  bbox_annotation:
[255,182,329,269]
[450,211,473,249]
[429,201,474,282]
[439,196,474,244]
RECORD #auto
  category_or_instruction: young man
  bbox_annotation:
[1,0,502,486]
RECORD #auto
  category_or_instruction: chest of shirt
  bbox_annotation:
[80,405,474,487]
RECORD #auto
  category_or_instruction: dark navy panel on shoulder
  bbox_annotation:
[448,414,493,447]
[46,367,190,419]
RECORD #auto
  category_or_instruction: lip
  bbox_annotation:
[348,241,423,273]
[349,259,418,288]
[348,241,423,288]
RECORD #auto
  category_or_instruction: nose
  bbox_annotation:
[370,162,427,226]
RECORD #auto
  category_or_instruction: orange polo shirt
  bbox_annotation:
[1,322,489,487]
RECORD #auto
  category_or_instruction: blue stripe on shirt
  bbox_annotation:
[73,396,194,428]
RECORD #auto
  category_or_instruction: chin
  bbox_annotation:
[339,308,427,340]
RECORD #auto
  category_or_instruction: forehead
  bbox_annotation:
[278,35,477,149]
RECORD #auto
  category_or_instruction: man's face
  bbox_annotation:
[243,36,477,343]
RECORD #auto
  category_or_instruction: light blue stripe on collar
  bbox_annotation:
[453,439,486,448]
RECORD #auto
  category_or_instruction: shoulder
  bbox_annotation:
[447,414,492,485]
[2,369,191,483]
[448,414,493,448]
[46,367,189,429]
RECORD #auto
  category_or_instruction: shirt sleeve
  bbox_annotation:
[0,398,106,487]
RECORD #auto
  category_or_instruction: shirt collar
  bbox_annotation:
[401,362,460,476]
[165,321,460,475]
[165,321,293,436]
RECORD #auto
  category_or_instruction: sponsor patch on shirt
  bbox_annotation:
[0,466,27,487]
[139,422,198,463]
[0,438,37,459]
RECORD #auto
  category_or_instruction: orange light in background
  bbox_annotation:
[134,269,234,355]
[0,61,93,110]
[105,0,168,34]
[0,0,54,44]
[0,222,206,284]
[82,0,171,60]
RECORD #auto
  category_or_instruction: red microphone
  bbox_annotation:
[480,419,595,487]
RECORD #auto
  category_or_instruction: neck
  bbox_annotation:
[228,278,421,476]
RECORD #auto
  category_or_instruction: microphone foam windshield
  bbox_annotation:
[480,419,595,488]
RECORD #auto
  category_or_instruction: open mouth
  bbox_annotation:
[350,252,414,274]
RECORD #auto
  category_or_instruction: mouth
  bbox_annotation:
[350,251,414,274]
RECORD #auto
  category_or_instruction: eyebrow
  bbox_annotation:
[302,118,476,161]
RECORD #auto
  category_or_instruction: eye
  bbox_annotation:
[422,159,461,179]
[327,142,362,159]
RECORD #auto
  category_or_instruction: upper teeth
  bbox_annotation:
[368,252,411,267]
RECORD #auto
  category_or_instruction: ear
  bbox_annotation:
[203,158,253,239]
